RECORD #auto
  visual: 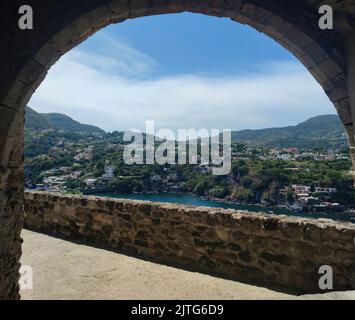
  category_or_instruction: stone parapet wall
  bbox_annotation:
[24,191,355,294]
[1,0,354,300]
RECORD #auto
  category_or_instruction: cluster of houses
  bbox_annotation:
[32,160,116,192]
[33,167,81,192]
[280,184,345,212]
[27,138,350,213]
[83,161,115,190]
[74,146,94,162]
[231,146,349,162]
[264,148,348,161]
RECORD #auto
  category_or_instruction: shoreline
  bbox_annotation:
[33,187,355,217]
[93,190,355,217]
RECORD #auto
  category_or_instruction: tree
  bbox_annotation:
[310,183,316,193]
[286,187,295,204]
[208,187,229,199]
[231,161,249,183]
[262,182,280,205]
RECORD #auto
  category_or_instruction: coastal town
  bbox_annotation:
[25,129,354,216]
[23,107,355,219]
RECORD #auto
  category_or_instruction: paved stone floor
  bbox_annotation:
[20,229,355,300]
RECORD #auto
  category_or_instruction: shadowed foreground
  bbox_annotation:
[20,230,355,300]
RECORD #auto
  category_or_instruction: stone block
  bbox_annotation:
[322,72,348,102]
[22,191,355,294]
[334,98,353,125]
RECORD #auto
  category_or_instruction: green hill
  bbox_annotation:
[25,106,53,131]
[25,106,105,134]
[25,106,347,150]
[229,115,348,149]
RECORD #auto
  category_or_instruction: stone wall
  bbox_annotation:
[1,0,355,299]
[0,110,24,300]
[24,191,355,294]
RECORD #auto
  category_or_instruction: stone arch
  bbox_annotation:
[1,0,355,299]
[1,1,353,165]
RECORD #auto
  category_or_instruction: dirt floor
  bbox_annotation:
[20,229,355,300]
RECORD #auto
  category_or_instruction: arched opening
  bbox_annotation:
[1,0,355,300]
[25,12,352,219]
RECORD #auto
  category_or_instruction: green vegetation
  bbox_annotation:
[24,107,355,211]
[229,115,348,149]
[25,106,105,134]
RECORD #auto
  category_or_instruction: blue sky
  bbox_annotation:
[80,13,292,76]
[30,12,335,132]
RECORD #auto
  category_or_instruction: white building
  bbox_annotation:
[292,185,311,197]
[102,161,115,180]
[315,187,337,195]
[151,175,162,182]
[84,178,97,187]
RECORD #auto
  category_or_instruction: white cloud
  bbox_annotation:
[30,32,335,133]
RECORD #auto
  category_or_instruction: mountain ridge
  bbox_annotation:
[229,114,347,149]
[25,106,348,149]
[25,106,105,134]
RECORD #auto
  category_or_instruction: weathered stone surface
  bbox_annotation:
[349,147,355,170]
[0,167,23,300]
[1,0,355,300]
[24,191,355,294]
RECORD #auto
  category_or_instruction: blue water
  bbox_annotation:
[96,193,355,223]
